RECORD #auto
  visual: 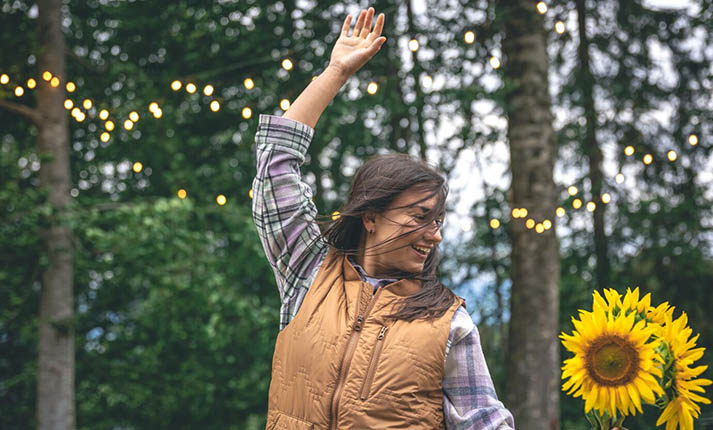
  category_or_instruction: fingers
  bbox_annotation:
[352,9,367,37]
[369,13,384,40]
[346,8,384,40]
[359,8,375,38]
[341,14,352,37]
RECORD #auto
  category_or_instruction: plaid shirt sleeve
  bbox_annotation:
[443,307,515,430]
[252,114,328,331]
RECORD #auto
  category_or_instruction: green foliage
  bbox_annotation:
[69,198,277,429]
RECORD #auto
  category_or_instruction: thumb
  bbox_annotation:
[369,36,387,53]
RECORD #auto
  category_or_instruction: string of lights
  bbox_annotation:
[0,1,703,231]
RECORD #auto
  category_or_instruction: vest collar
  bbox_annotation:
[342,253,422,297]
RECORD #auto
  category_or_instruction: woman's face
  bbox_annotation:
[361,187,444,276]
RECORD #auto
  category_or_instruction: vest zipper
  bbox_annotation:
[329,285,383,430]
[359,325,388,400]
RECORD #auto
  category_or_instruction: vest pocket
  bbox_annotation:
[270,412,314,430]
[359,325,388,400]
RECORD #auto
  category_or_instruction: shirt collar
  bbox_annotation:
[347,256,398,290]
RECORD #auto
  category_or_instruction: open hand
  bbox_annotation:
[328,7,386,78]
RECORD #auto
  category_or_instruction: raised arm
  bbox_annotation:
[283,7,386,128]
[252,8,387,330]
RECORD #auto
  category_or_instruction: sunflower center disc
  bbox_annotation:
[586,335,640,386]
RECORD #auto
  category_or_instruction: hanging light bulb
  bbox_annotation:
[422,75,433,89]
[216,194,227,205]
[210,100,220,112]
[64,99,74,109]
[132,162,143,173]
[280,99,290,111]
[464,31,475,44]
[536,2,548,14]
[555,21,565,34]
[244,78,254,90]
[366,82,378,95]
[281,59,293,71]
[66,81,76,92]
[99,109,109,120]
[27,78,37,89]
[489,57,501,69]
[185,83,197,94]
[129,111,139,122]
[408,39,419,52]
[171,80,182,91]
[177,189,187,199]
[489,218,501,229]
[242,107,252,119]
[203,84,214,96]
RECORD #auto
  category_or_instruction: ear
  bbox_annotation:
[362,212,377,233]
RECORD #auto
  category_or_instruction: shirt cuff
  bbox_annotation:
[257,114,315,159]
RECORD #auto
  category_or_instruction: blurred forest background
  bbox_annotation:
[1,0,712,429]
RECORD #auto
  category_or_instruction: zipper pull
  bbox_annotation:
[354,315,364,331]
[378,326,387,340]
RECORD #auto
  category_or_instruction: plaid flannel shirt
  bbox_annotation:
[252,114,515,430]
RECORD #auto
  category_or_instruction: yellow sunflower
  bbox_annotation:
[561,297,664,418]
[594,287,652,316]
[655,312,712,430]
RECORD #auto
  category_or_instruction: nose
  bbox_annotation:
[424,220,442,242]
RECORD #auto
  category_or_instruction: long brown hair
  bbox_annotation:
[319,153,457,322]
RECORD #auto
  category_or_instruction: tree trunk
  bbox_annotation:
[36,0,75,429]
[501,2,560,430]
[575,0,609,290]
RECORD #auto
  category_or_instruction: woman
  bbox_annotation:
[252,7,514,430]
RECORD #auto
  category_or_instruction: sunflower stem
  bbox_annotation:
[585,411,600,430]
[614,416,626,428]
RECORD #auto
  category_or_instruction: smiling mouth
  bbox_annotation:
[411,245,430,256]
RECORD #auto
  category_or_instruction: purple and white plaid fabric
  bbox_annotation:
[252,114,514,430]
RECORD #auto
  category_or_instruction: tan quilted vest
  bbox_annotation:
[266,249,465,430]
